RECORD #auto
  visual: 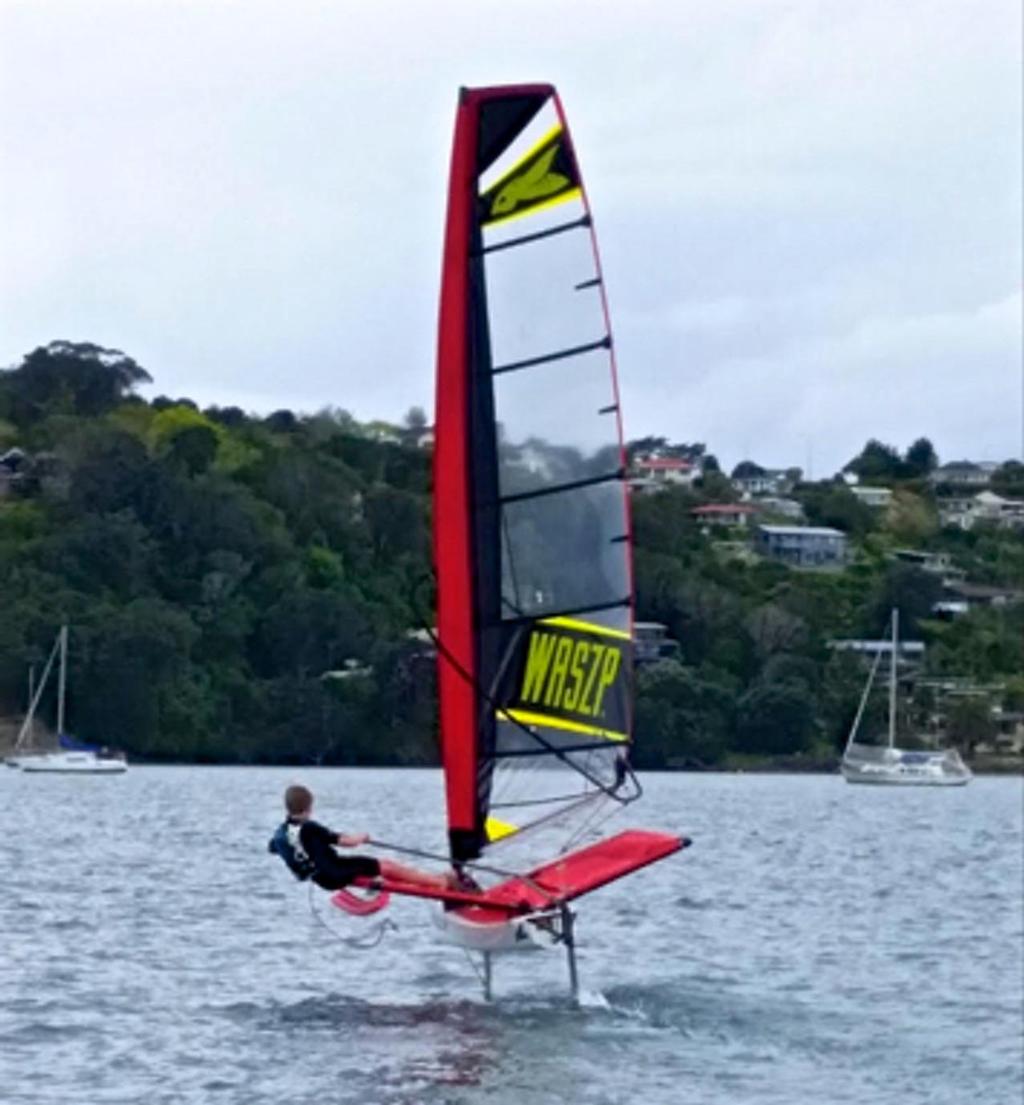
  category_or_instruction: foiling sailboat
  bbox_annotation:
[840,609,971,787]
[6,626,127,774]
[333,84,688,999]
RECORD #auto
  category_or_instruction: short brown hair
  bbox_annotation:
[284,784,313,816]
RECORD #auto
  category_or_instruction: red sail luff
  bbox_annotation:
[434,92,479,854]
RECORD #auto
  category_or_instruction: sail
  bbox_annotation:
[434,85,635,866]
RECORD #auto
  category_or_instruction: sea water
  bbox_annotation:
[1,767,1021,1105]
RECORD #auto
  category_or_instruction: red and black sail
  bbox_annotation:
[434,85,634,866]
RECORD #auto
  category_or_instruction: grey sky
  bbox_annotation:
[1,0,1020,475]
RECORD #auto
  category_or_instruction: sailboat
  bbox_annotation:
[333,84,687,998]
[840,609,971,787]
[8,626,127,775]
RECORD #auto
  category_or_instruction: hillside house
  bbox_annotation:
[941,580,1023,610]
[850,485,893,509]
[755,524,847,568]
[828,637,926,663]
[0,447,26,499]
[751,495,804,520]
[630,455,698,494]
[634,622,681,665]
[891,549,965,583]
[691,503,755,528]
[938,491,1024,531]
[930,461,994,488]
[731,468,795,496]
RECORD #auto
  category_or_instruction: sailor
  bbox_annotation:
[268,784,456,892]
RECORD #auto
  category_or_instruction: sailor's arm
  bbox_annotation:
[334,832,370,847]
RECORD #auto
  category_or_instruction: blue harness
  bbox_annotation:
[268,821,316,881]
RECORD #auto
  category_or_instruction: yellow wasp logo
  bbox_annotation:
[481,126,580,226]
[490,143,571,220]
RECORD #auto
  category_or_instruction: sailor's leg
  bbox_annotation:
[378,859,452,890]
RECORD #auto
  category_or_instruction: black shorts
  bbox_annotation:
[312,855,381,891]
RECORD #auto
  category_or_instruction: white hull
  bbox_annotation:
[19,752,127,774]
[841,746,971,787]
[841,763,971,787]
[435,907,563,953]
[5,754,42,769]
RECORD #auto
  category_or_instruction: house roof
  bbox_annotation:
[636,456,693,470]
[692,503,754,515]
[758,524,845,537]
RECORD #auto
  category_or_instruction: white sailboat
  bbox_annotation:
[840,609,971,787]
[7,626,127,775]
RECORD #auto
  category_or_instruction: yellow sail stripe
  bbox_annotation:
[539,616,630,641]
[498,708,628,743]
[484,815,519,843]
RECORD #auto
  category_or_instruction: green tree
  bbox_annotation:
[0,342,151,426]
[736,681,817,755]
[904,437,938,477]
[844,439,904,482]
[945,696,996,757]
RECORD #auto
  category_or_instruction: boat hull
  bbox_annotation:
[435,907,563,953]
[840,763,971,787]
[19,752,127,774]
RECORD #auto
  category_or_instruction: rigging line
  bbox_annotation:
[493,336,610,377]
[306,882,396,951]
[477,214,590,256]
[497,468,624,506]
[486,788,616,849]
[564,790,625,853]
[365,836,547,885]
[408,574,632,803]
[365,836,560,907]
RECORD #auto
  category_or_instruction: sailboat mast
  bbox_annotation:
[57,625,68,736]
[888,608,899,749]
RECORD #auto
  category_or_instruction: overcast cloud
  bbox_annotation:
[1,0,1020,475]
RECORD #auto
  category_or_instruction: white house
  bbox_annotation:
[930,461,992,487]
[850,485,893,509]
[755,524,847,568]
[691,503,756,528]
[627,455,702,486]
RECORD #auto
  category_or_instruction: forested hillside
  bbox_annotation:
[1,342,1021,766]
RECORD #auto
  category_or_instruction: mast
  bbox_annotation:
[57,625,68,736]
[27,666,35,748]
[888,608,899,750]
[13,632,61,751]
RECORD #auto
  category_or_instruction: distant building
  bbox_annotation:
[941,580,1023,610]
[750,495,804,520]
[634,622,680,665]
[849,485,893,509]
[937,495,977,530]
[890,549,965,583]
[828,637,926,661]
[755,524,847,568]
[930,461,992,488]
[629,455,698,494]
[730,461,800,498]
[937,490,1024,531]
[691,503,756,528]
[0,447,26,499]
